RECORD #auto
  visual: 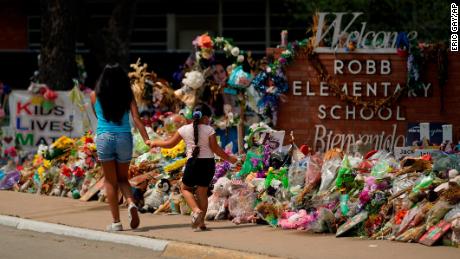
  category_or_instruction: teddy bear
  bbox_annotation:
[254,199,284,227]
[206,177,231,220]
[397,156,432,176]
[139,179,171,213]
[278,209,312,230]
[49,180,63,196]
[174,70,205,108]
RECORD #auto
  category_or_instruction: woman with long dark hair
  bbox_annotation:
[151,103,238,230]
[91,64,151,231]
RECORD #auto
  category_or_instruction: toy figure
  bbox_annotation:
[206,177,231,220]
[140,179,171,213]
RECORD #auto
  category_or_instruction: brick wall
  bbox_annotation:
[275,49,460,151]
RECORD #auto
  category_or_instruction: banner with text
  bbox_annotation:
[8,90,97,151]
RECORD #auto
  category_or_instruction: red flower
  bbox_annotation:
[152,111,162,122]
[73,167,85,178]
[421,154,432,162]
[39,87,48,95]
[394,210,408,225]
[195,34,213,49]
[44,89,58,101]
[61,165,72,177]
[4,147,17,157]
[85,157,94,168]
[84,137,94,144]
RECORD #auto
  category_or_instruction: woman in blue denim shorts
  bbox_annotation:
[91,64,152,231]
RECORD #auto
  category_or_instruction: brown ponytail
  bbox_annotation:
[190,104,212,159]
[191,114,201,159]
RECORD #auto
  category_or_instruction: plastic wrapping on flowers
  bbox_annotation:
[133,128,160,156]
[228,183,256,224]
[288,157,308,191]
[6,116,460,247]
[318,158,341,192]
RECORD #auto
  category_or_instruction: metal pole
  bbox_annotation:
[237,94,246,154]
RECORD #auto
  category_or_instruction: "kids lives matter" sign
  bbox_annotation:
[9,91,96,150]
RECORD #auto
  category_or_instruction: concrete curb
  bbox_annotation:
[0,215,282,259]
[0,215,168,251]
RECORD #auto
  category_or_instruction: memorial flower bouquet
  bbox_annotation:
[161,140,186,159]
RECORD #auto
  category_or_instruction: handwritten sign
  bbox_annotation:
[394,147,415,160]
[8,90,97,150]
[259,130,285,152]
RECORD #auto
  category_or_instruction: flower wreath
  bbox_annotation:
[251,69,288,117]
[193,33,243,64]
[246,44,302,125]
[244,122,274,150]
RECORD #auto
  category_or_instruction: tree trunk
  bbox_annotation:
[39,0,77,90]
[90,0,137,70]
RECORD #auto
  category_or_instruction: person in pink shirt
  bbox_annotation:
[150,104,238,230]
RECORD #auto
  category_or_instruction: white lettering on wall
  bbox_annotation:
[348,60,362,74]
[352,82,362,96]
[366,60,376,74]
[367,82,377,96]
[318,105,327,119]
[334,60,344,75]
[293,81,302,95]
[314,123,405,152]
[381,60,391,74]
[423,83,431,97]
[331,105,341,119]
[320,82,329,96]
[314,12,417,53]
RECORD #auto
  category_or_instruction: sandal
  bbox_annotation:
[191,211,204,229]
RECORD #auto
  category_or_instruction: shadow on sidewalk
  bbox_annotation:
[134,223,191,232]
[208,224,262,230]
[134,222,262,232]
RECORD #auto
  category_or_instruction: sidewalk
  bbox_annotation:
[0,191,457,259]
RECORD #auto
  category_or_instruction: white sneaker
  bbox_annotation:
[106,222,123,232]
[128,203,140,229]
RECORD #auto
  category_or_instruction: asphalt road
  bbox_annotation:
[0,225,167,259]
